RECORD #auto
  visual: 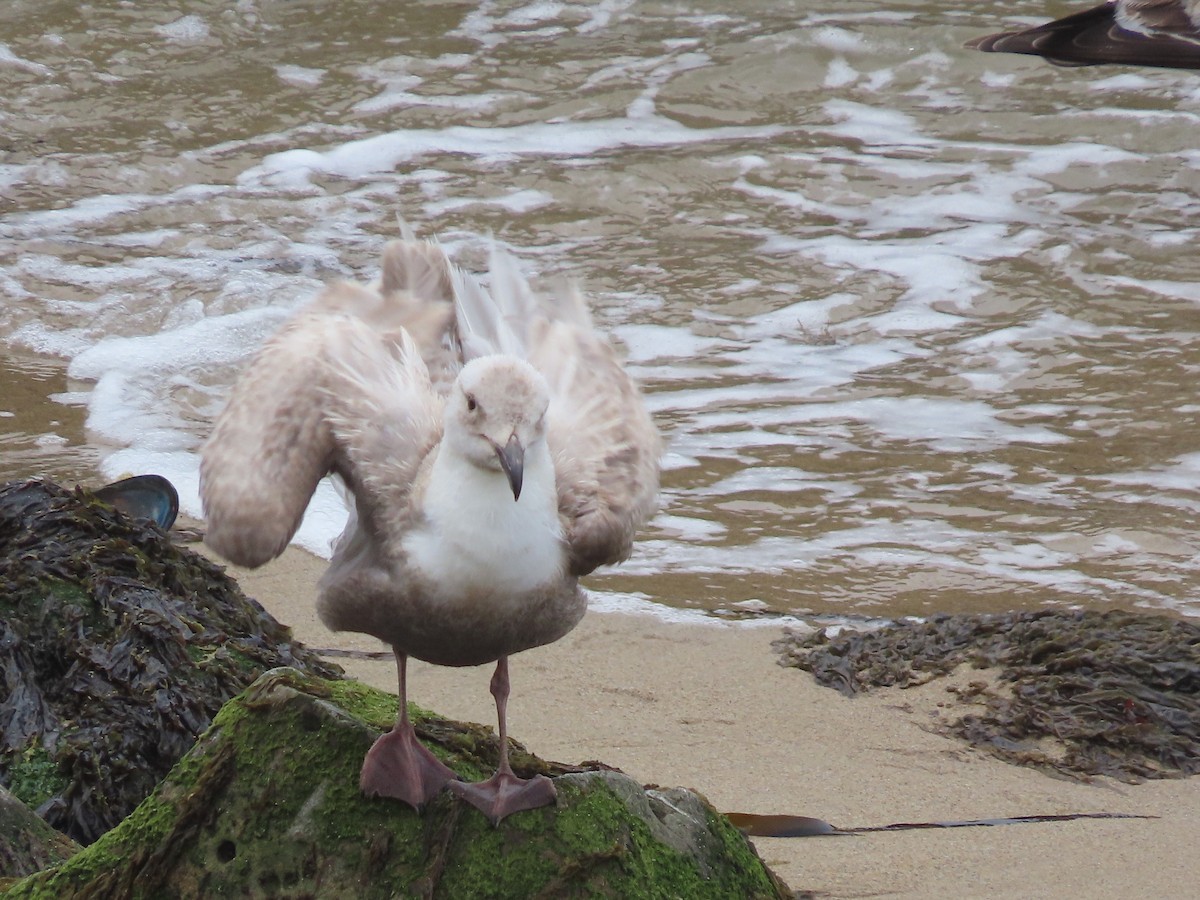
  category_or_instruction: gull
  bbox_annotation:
[967,0,1200,68]
[200,235,660,823]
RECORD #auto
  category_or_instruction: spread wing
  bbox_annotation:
[202,234,659,577]
[201,245,455,568]
[473,247,662,576]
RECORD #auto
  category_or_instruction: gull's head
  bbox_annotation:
[444,356,550,501]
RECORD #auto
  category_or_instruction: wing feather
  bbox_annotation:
[524,287,661,576]
[200,305,338,567]
[320,320,443,542]
[201,276,449,568]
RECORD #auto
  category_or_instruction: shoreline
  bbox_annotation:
[218,544,1200,899]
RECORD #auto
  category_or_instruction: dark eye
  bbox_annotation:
[466,394,477,412]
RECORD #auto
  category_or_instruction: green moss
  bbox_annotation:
[2,577,100,633]
[42,579,90,605]
[697,802,792,896]
[325,676,397,729]
[5,747,69,811]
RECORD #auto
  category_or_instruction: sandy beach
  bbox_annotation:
[216,545,1200,899]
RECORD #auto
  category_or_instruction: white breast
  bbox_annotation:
[402,441,565,602]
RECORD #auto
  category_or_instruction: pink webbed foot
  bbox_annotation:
[360,723,458,810]
[448,770,557,825]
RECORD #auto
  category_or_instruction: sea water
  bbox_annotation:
[2,0,1198,621]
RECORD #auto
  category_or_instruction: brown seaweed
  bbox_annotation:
[774,609,1200,782]
[0,478,342,845]
[726,810,1155,838]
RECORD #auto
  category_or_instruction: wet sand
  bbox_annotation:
[221,545,1200,900]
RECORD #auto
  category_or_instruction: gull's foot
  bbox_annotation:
[360,725,458,810]
[448,771,557,825]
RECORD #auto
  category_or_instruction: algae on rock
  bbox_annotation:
[3,668,790,900]
[0,479,342,845]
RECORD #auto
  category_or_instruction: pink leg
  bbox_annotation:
[360,650,458,810]
[448,656,556,825]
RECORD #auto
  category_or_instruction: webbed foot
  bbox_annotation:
[448,770,556,825]
[360,723,458,810]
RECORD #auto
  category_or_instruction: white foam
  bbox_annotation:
[0,163,30,192]
[1109,276,1200,304]
[240,118,788,188]
[824,58,858,89]
[821,99,935,149]
[7,183,228,235]
[979,71,1016,89]
[576,0,637,33]
[1090,74,1157,91]
[813,26,869,54]
[1014,142,1142,177]
[1098,452,1200,509]
[423,189,555,216]
[0,44,51,76]
[586,590,726,624]
[276,65,325,88]
[587,589,808,628]
[10,322,95,358]
[499,2,567,27]
[154,15,211,43]
[653,514,727,540]
[700,467,862,501]
[609,324,733,364]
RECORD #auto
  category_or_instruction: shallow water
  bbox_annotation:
[2,0,1199,620]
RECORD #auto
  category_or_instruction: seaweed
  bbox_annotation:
[774,609,1200,782]
[0,479,342,845]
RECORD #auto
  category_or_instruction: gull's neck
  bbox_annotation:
[403,439,564,598]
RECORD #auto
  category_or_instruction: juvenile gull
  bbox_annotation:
[968,0,1200,68]
[200,237,660,823]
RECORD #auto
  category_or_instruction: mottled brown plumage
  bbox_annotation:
[200,233,660,822]
[968,0,1200,69]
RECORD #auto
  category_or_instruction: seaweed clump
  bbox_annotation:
[774,609,1200,782]
[0,478,342,845]
[2,669,790,900]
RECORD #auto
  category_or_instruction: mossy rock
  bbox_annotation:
[0,785,80,881]
[2,669,790,899]
[0,479,342,845]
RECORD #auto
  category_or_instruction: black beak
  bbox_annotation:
[494,433,525,501]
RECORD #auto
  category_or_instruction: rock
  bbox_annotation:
[1,668,791,899]
[0,479,342,845]
[0,784,79,881]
